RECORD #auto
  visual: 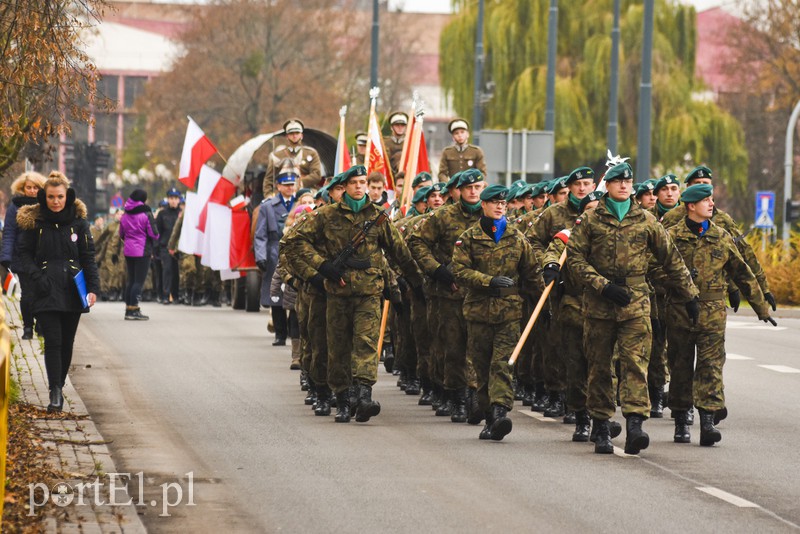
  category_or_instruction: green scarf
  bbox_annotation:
[461,199,482,214]
[342,193,369,213]
[605,197,631,222]
[657,200,678,218]
[568,193,582,213]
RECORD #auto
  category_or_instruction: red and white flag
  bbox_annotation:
[179,117,218,189]
[400,114,431,177]
[334,107,352,175]
[365,110,394,190]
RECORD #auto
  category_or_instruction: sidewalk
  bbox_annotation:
[4,296,147,534]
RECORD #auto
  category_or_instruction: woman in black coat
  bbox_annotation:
[15,172,100,412]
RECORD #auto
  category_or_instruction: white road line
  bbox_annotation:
[613,446,638,459]
[726,353,753,360]
[726,322,786,331]
[516,410,558,423]
[758,365,800,374]
[696,486,760,508]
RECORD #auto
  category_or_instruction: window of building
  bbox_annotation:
[124,76,147,110]
[97,75,120,108]
[94,114,118,146]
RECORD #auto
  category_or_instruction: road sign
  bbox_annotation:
[754,191,775,229]
[110,193,124,210]
[480,129,554,180]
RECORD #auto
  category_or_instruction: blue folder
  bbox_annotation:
[73,270,89,308]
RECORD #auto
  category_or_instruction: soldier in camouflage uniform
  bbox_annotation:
[655,184,775,446]
[354,131,367,166]
[383,112,407,176]
[408,169,486,423]
[567,163,699,455]
[284,165,424,424]
[167,211,197,305]
[437,119,487,182]
[263,119,323,197]
[96,210,125,300]
[452,184,544,441]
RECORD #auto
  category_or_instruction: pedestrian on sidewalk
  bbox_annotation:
[119,189,159,320]
[14,171,100,412]
[2,171,46,339]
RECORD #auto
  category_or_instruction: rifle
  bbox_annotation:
[330,209,390,286]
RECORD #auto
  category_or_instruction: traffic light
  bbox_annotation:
[787,199,800,222]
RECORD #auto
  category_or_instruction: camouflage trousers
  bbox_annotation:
[542,302,565,391]
[179,253,197,290]
[584,315,652,420]
[408,291,430,381]
[306,288,329,387]
[326,293,381,394]
[295,286,311,373]
[559,295,587,413]
[648,293,669,388]
[391,299,416,378]
[467,320,517,411]
[665,301,726,412]
[513,300,535,386]
[436,297,470,391]
[426,296,444,386]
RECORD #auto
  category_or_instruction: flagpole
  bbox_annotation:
[365,88,379,174]
[396,91,418,183]
[400,102,424,209]
[338,105,347,174]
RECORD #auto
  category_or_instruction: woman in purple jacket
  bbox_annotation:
[119,189,158,320]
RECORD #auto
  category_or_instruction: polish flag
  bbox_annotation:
[365,110,394,190]
[2,271,18,295]
[334,119,351,175]
[553,228,571,244]
[179,117,218,189]
[400,115,431,176]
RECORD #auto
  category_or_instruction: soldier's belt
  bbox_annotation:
[606,275,647,286]
[343,257,371,270]
[475,287,519,297]
[698,291,725,301]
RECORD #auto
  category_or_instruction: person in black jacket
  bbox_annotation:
[15,172,100,412]
[155,188,182,304]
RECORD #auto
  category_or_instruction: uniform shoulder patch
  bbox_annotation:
[455,239,463,246]
[574,218,582,225]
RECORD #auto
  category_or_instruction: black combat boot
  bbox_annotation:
[405,376,421,396]
[522,384,534,407]
[210,289,221,307]
[593,418,614,454]
[714,407,728,425]
[624,414,650,455]
[382,343,394,373]
[698,409,722,447]
[686,406,694,425]
[304,388,317,406]
[418,378,433,406]
[563,411,576,424]
[543,391,565,418]
[466,388,484,425]
[513,379,524,401]
[531,382,548,412]
[673,410,691,443]
[398,371,408,391]
[649,384,665,418]
[299,371,309,391]
[489,405,513,441]
[47,386,64,413]
[572,410,591,442]
[591,419,623,442]
[314,387,331,416]
[435,389,453,417]
[334,391,351,423]
[355,384,381,423]
[348,385,359,417]
[431,384,443,411]
[479,411,493,440]
[450,388,468,423]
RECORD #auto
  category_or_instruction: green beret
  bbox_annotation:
[412,172,433,187]
[314,184,330,201]
[566,166,595,185]
[634,179,657,197]
[654,174,679,193]
[681,183,713,204]
[429,182,446,195]
[603,162,633,182]
[685,165,713,183]
[579,190,604,212]
[548,176,568,194]
[412,186,431,204]
[531,181,549,196]
[328,173,346,188]
[456,168,485,188]
[517,183,533,198]
[480,184,509,201]
[506,181,525,200]
[445,172,462,192]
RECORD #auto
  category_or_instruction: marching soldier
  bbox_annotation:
[263,118,322,197]
[635,179,657,210]
[284,165,425,424]
[567,162,699,456]
[437,119,487,182]
[452,184,544,441]
[354,131,368,166]
[651,174,681,219]
[655,184,775,446]
[384,112,408,175]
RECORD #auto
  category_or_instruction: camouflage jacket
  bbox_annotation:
[451,224,543,323]
[437,144,487,182]
[383,135,404,176]
[654,220,769,319]
[263,144,322,197]
[660,204,770,294]
[407,202,481,299]
[283,201,422,297]
[567,196,698,320]
[527,201,581,261]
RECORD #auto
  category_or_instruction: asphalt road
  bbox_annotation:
[69,302,800,533]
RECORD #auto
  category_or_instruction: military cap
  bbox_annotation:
[283,118,304,133]
[634,179,657,197]
[314,184,330,200]
[448,118,470,133]
[566,166,596,185]
[685,165,713,183]
[389,112,408,125]
[342,165,367,182]
[445,171,462,192]
[653,174,680,193]
[412,172,433,187]
[166,187,182,197]
[480,184,509,202]
[276,170,297,185]
[412,186,432,204]
[548,176,569,194]
[603,162,634,182]
[355,131,368,145]
[531,181,549,196]
[456,168,485,188]
[579,190,604,212]
[681,183,713,204]
[296,187,312,198]
[429,182,447,195]
[516,183,533,198]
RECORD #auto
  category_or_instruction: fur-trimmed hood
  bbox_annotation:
[16,199,88,231]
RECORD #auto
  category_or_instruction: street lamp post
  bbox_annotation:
[782,99,800,248]
[543,0,558,180]
[472,0,485,146]
[607,0,621,155]
[636,0,654,183]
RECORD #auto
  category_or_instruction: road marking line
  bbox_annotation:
[758,365,800,374]
[613,446,638,459]
[726,353,753,360]
[696,486,760,508]
[726,322,786,331]
[516,410,558,423]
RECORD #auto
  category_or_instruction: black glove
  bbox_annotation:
[286,278,297,291]
[542,262,560,287]
[489,276,515,288]
[0,260,9,270]
[432,264,455,285]
[763,316,777,326]
[764,292,777,312]
[727,289,740,313]
[256,260,269,272]
[111,254,119,264]
[541,309,552,329]
[651,318,665,344]
[392,301,405,315]
[396,276,410,294]
[601,283,631,307]
[318,261,344,282]
[382,287,391,301]
[309,273,326,292]
[685,297,700,326]
[411,284,426,303]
